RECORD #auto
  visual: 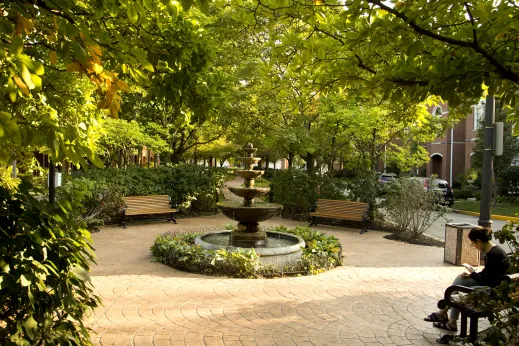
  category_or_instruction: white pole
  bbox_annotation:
[450,127,454,185]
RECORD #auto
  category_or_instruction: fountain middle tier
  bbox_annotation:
[216,201,283,223]
[228,186,269,200]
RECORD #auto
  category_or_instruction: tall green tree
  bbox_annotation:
[241,0,519,124]
[1,0,215,165]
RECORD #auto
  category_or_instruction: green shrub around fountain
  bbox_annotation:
[150,226,342,278]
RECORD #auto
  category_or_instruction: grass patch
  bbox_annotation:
[453,200,519,217]
[225,173,237,181]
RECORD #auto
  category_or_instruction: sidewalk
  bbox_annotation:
[88,214,466,346]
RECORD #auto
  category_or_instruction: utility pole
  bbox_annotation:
[478,95,495,228]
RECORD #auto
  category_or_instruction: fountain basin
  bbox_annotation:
[216,201,282,223]
[228,187,269,199]
[195,231,305,265]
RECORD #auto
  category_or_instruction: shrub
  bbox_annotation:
[453,189,474,200]
[474,190,481,201]
[348,171,382,219]
[461,220,519,345]
[270,169,347,215]
[499,166,519,195]
[384,177,447,239]
[150,226,342,277]
[58,176,124,228]
[278,226,342,273]
[0,184,100,345]
[73,165,226,212]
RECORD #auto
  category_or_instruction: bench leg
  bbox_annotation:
[167,212,177,224]
[120,212,126,229]
[459,313,468,338]
[360,218,368,234]
[469,316,479,343]
[309,216,317,227]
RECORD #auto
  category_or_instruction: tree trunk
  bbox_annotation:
[370,128,377,171]
[117,149,122,168]
[304,153,315,172]
[287,153,294,168]
[265,157,270,170]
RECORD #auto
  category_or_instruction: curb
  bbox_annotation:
[451,209,519,222]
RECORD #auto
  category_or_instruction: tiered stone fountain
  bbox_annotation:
[195,144,304,265]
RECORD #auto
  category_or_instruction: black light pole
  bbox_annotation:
[49,159,56,206]
[478,95,495,228]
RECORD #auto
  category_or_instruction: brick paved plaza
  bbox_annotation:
[88,214,467,346]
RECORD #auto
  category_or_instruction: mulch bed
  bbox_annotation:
[384,232,445,248]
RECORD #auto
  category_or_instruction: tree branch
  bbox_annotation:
[368,0,519,83]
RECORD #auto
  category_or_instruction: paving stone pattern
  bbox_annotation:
[89,214,471,346]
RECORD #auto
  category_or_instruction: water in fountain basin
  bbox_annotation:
[201,232,297,248]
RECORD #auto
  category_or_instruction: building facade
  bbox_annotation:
[424,102,484,185]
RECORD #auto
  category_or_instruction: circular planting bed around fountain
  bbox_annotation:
[150,225,342,278]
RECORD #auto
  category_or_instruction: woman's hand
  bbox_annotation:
[460,272,471,278]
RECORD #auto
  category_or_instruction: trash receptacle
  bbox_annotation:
[444,223,480,266]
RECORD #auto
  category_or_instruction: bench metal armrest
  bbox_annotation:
[444,285,477,302]
[308,204,317,212]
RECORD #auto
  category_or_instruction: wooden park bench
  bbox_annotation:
[437,272,519,344]
[120,195,177,228]
[308,199,370,234]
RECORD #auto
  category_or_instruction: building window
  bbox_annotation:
[433,106,442,117]
[473,101,484,131]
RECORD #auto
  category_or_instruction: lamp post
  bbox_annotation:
[478,95,495,228]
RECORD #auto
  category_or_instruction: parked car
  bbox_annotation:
[378,173,397,184]
[411,177,454,207]
[378,173,397,194]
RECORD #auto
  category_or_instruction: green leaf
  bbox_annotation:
[180,0,194,11]
[20,274,32,287]
[71,42,87,64]
[127,3,138,23]
[143,0,156,11]
[141,60,154,72]
[21,65,35,89]
[23,316,37,339]
[9,37,23,55]
[71,266,90,281]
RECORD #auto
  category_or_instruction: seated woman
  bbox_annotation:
[424,227,509,333]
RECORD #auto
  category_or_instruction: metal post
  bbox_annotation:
[478,95,495,228]
[49,159,56,206]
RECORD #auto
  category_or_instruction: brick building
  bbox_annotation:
[423,102,484,185]
[376,101,484,185]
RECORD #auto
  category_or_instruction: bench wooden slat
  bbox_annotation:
[126,209,177,215]
[310,212,364,218]
[125,202,171,207]
[314,206,367,212]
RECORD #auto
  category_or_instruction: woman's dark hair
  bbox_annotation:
[468,227,493,242]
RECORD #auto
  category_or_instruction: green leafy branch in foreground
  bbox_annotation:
[0,183,100,346]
